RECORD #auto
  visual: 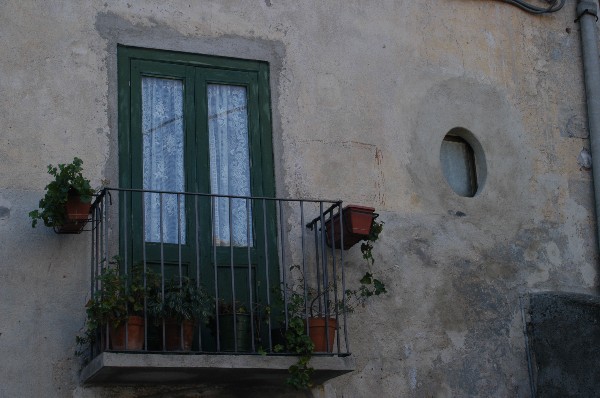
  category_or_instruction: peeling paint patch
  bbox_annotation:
[404,344,412,358]
[569,179,594,210]
[448,210,466,217]
[527,267,550,287]
[561,114,588,139]
[544,242,561,267]
[484,30,495,48]
[446,330,467,349]
[408,367,417,390]
[580,262,597,287]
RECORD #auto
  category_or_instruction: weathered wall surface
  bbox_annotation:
[0,1,598,397]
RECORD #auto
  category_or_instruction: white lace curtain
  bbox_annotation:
[142,77,186,244]
[141,77,252,246]
[208,84,252,247]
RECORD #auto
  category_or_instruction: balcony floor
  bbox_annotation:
[81,351,355,387]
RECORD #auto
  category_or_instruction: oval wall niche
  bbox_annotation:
[439,127,486,197]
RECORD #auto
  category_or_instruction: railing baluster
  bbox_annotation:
[141,191,148,351]
[247,198,254,352]
[279,200,287,333]
[212,196,220,352]
[121,190,130,350]
[300,200,308,343]
[228,197,237,352]
[262,198,272,350]
[89,193,96,357]
[195,194,202,351]
[273,200,285,332]
[99,192,107,352]
[317,204,324,319]
[319,202,331,352]
[339,202,349,354]
[331,204,340,354]
[177,193,183,350]
[160,193,165,352]
[311,213,319,338]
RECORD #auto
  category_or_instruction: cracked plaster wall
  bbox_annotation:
[0,1,598,397]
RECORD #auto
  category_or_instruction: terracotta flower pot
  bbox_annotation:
[325,205,376,250]
[55,194,92,233]
[164,318,195,351]
[109,315,145,350]
[308,317,337,353]
[65,194,92,220]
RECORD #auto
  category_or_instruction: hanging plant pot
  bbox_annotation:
[29,157,95,233]
[54,194,92,234]
[307,317,337,352]
[164,318,196,351]
[109,315,145,350]
[325,205,376,250]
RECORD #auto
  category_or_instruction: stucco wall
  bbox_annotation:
[0,1,598,397]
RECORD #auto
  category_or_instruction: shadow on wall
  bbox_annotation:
[526,292,600,397]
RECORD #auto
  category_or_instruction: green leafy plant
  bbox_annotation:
[360,219,384,266]
[282,315,315,389]
[29,157,95,227]
[305,273,386,319]
[127,263,157,317]
[270,287,315,389]
[76,257,149,357]
[149,277,213,323]
[345,219,387,311]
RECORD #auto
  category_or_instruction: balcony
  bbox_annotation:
[80,188,356,386]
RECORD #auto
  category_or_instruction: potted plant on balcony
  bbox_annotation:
[148,277,213,351]
[304,272,387,353]
[213,299,253,352]
[29,157,95,233]
[78,257,147,353]
[309,219,386,352]
[276,220,387,389]
[275,272,387,389]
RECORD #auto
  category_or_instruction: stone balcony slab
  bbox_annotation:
[81,352,355,387]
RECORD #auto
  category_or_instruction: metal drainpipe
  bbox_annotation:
[577,0,600,249]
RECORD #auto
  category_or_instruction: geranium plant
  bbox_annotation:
[29,157,94,228]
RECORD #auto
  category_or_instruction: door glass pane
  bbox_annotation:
[208,84,252,247]
[142,76,186,244]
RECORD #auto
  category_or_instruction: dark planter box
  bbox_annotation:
[218,314,252,352]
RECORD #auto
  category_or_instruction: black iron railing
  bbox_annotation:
[86,188,351,359]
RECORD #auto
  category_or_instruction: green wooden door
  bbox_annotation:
[119,47,278,349]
